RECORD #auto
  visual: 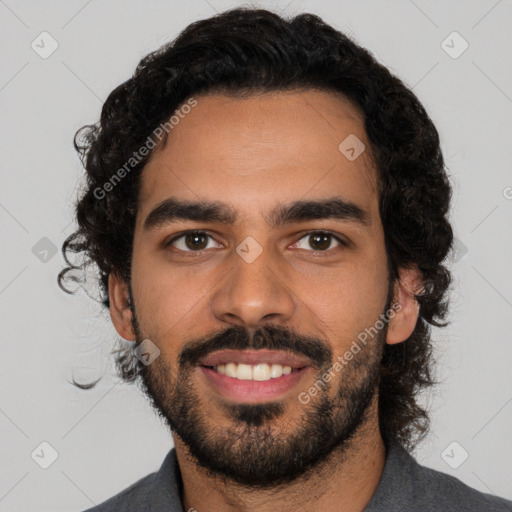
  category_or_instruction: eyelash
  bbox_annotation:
[164,229,348,256]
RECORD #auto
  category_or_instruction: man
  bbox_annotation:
[59,7,512,512]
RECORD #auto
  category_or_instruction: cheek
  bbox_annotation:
[134,276,198,331]
[296,255,388,347]
[130,251,232,361]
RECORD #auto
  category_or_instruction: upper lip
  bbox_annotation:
[198,349,311,369]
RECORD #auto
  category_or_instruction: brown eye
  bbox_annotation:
[167,231,216,252]
[293,231,345,252]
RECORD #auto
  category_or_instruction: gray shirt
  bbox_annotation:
[83,439,512,511]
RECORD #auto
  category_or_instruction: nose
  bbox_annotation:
[211,242,296,329]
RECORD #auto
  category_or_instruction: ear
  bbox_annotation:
[108,271,136,341]
[386,265,423,345]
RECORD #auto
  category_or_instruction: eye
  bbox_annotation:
[165,229,347,255]
[291,230,346,253]
[166,231,219,252]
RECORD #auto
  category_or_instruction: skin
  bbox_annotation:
[109,89,423,512]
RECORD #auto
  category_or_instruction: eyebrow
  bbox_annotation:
[143,196,371,231]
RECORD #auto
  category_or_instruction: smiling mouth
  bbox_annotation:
[197,349,313,402]
[201,362,305,381]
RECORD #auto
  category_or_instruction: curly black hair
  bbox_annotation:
[58,7,453,451]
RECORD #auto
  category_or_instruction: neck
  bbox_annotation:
[174,397,387,512]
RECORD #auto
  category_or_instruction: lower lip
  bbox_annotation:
[199,366,311,403]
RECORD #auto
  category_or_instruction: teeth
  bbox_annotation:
[213,362,294,381]
[270,364,282,378]
[225,363,237,378]
[252,363,270,381]
[236,363,253,380]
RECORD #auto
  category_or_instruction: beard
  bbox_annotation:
[129,297,388,489]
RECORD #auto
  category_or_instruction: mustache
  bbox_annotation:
[179,324,332,369]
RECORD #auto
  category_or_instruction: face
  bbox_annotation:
[111,89,400,487]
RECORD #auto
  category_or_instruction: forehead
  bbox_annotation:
[137,89,378,226]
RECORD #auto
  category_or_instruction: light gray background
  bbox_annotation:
[1,0,511,510]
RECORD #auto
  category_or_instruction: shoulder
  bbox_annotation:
[389,441,512,511]
[80,448,183,512]
[410,460,512,511]
[367,439,512,511]
[81,471,159,512]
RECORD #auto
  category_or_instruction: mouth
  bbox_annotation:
[198,349,313,403]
